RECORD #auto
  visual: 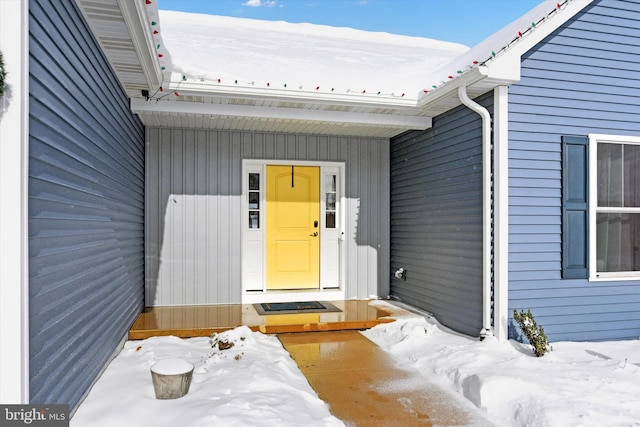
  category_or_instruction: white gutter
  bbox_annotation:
[171,78,420,109]
[458,86,493,339]
[0,0,30,403]
[418,66,490,109]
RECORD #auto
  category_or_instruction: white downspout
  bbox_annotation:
[493,86,509,342]
[458,86,493,339]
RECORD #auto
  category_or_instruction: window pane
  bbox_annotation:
[249,173,260,191]
[326,193,336,210]
[249,192,259,209]
[624,144,640,207]
[326,212,336,229]
[325,174,336,192]
[249,211,259,229]
[596,213,640,272]
[597,143,622,207]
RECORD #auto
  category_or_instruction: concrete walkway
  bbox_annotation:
[279,330,492,427]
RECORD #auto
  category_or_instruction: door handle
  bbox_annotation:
[310,232,318,237]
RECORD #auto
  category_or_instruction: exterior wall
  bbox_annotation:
[0,0,30,404]
[145,128,390,305]
[508,0,640,341]
[28,0,145,409]
[389,93,491,337]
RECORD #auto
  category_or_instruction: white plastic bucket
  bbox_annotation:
[150,358,194,399]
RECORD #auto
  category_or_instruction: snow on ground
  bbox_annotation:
[71,326,343,427]
[72,301,640,427]
[364,301,640,427]
[157,11,469,99]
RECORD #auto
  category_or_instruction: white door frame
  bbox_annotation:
[241,159,346,303]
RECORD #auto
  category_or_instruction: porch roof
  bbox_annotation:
[75,0,593,138]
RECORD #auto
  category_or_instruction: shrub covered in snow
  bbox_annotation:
[513,309,551,357]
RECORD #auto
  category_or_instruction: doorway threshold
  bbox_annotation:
[242,289,345,304]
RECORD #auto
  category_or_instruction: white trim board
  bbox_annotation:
[0,0,30,404]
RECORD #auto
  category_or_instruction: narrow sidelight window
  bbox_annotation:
[324,173,337,229]
[248,172,261,229]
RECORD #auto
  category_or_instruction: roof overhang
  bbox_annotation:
[417,0,594,117]
[74,0,435,137]
[131,97,431,136]
[77,0,594,138]
[75,0,162,98]
[131,79,432,137]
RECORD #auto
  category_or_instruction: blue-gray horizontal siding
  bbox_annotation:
[390,93,490,337]
[29,0,145,410]
[145,129,390,305]
[508,0,640,341]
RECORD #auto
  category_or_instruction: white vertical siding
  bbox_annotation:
[146,129,390,305]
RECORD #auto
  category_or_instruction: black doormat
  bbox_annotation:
[253,301,341,315]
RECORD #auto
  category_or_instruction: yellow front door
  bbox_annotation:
[266,165,320,289]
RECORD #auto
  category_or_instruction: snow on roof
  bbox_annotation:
[147,0,588,105]
[420,0,587,98]
[154,10,469,100]
[429,2,557,73]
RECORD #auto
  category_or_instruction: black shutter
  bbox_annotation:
[561,136,589,279]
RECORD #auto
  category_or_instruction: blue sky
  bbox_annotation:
[156,0,544,47]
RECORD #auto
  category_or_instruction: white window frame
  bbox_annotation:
[589,134,640,281]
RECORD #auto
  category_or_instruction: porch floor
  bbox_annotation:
[128,299,396,340]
